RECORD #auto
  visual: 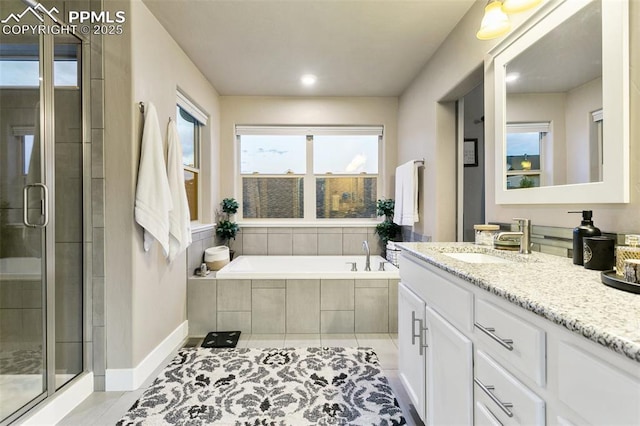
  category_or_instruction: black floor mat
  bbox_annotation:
[201,331,241,348]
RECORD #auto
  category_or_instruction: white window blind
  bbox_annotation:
[235,125,383,136]
[177,91,207,125]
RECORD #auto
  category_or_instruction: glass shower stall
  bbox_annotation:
[0,1,85,422]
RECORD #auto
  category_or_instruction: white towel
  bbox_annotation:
[393,160,419,226]
[135,102,173,256]
[167,119,192,262]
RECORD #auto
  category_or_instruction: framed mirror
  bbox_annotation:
[492,0,629,204]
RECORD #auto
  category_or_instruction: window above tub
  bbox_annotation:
[177,91,207,222]
[235,125,383,223]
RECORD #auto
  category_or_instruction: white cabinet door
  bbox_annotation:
[426,305,473,426]
[398,282,426,420]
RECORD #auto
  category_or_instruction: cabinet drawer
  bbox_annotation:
[557,342,640,425]
[399,253,473,333]
[475,350,545,425]
[475,298,545,386]
[475,401,503,426]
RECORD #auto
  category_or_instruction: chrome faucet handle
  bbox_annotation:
[512,218,532,254]
[378,261,388,271]
[346,262,357,272]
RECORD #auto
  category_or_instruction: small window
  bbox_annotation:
[22,135,34,175]
[176,105,202,220]
[0,60,78,87]
[506,122,549,189]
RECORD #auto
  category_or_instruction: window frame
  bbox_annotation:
[505,122,549,189]
[235,126,384,224]
[176,92,207,223]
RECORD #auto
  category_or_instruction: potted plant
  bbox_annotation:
[216,197,239,259]
[374,198,401,257]
[519,176,535,188]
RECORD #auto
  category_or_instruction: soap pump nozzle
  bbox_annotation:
[568,210,594,225]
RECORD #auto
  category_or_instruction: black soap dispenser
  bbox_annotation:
[569,210,601,265]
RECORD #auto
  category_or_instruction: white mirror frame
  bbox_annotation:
[492,0,629,204]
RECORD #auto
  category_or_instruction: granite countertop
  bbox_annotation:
[396,242,640,363]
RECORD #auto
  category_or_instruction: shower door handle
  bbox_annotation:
[23,183,49,228]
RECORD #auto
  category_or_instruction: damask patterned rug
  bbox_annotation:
[117,347,406,425]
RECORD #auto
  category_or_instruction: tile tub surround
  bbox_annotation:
[216,255,399,280]
[186,226,386,280]
[187,275,399,336]
[396,242,640,363]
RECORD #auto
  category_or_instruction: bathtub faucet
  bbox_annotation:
[362,241,371,271]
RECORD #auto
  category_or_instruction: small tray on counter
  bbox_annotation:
[601,270,640,294]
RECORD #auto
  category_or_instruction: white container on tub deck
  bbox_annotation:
[204,246,230,271]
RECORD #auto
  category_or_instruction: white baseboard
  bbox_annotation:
[22,372,94,426]
[105,320,188,391]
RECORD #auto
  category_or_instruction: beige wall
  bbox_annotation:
[507,92,566,186]
[219,96,398,201]
[399,0,640,239]
[565,77,602,183]
[104,0,221,369]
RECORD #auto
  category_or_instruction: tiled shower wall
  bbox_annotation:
[85,0,106,391]
[187,226,385,275]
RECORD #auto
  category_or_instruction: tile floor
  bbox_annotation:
[58,333,423,425]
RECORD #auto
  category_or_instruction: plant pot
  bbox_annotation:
[204,246,230,271]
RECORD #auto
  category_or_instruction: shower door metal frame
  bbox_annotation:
[1,12,90,425]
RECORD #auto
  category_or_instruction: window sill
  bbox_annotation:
[237,220,381,228]
[190,222,215,233]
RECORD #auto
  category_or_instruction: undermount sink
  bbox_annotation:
[443,252,514,264]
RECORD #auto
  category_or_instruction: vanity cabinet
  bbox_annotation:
[398,256,473,424]
[398,282,426,419]
[425,305,473,425]
[398,251,640,426]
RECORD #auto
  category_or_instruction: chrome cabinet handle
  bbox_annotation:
[419,321,428,356]
[474,322,514,351]
[474,377,514,418]
[411,311,428,355]
[22,183,49,228]
[411,311,419,345]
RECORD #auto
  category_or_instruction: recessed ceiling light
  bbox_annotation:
[505,72,520,83]
[301,74,317,86]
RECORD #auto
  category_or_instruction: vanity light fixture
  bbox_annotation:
[301,74,317,86]
[502,0,542,14]
[476,0,511,40]
[505,72,520,83]
[476,0,543,40]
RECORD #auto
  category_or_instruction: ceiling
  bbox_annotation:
[142,0,476,97]
[506,0,601,94]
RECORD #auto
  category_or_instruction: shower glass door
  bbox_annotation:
[53,33,83,392]
[0,10,47,421]
[0,1,84,422]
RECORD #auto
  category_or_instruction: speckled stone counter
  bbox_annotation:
[396,242,640,363]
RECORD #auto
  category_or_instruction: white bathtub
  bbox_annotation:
[0,257,42,281]
[216,255,399,279]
